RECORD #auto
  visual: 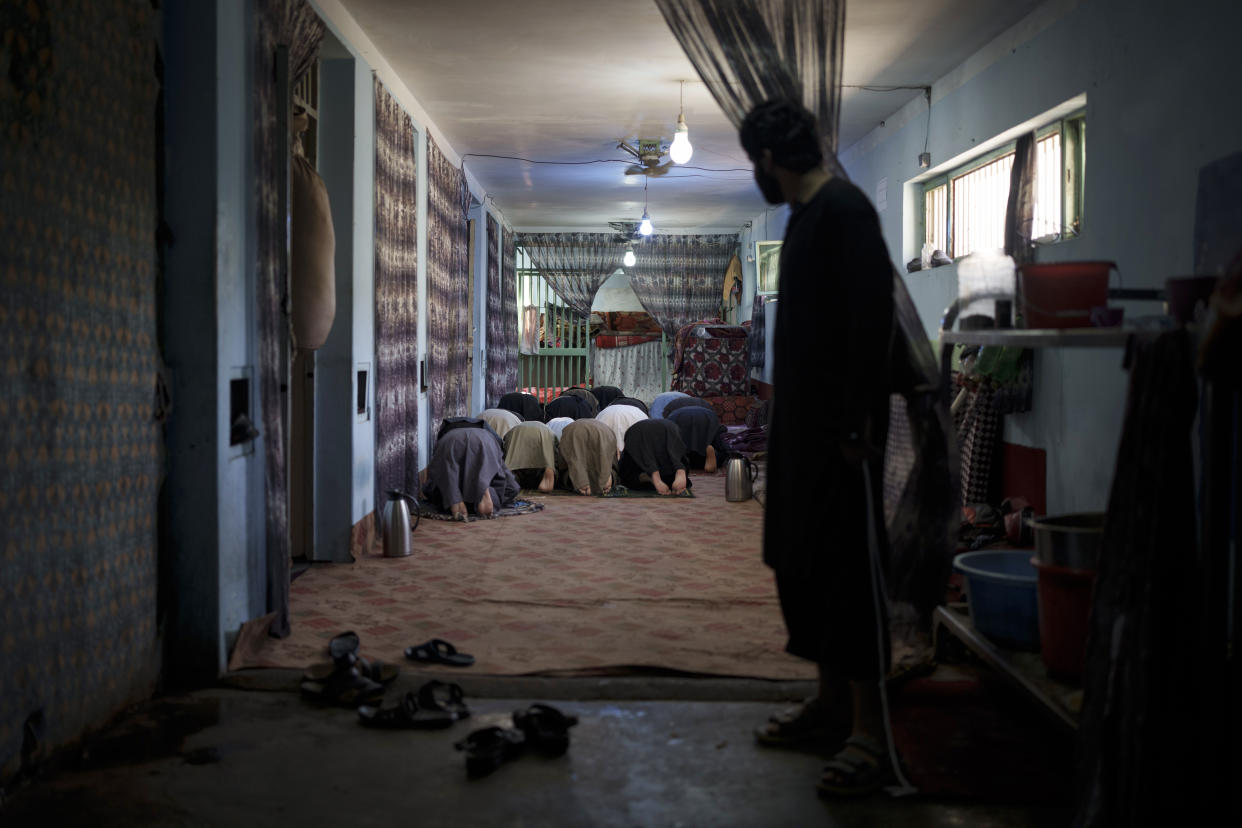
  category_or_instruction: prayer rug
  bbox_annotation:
[417,500,544,522]
[521,486,695,499]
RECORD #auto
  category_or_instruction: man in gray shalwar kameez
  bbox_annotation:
[422,427,520,520]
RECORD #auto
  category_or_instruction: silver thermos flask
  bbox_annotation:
[724,456,758,502]
[381,489,420,557]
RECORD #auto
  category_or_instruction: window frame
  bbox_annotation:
[921,110,1085,259]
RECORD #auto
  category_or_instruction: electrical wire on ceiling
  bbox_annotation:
[840,84,929,92]
[460,153,749,173]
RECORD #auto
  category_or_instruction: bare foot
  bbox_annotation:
[672,468,688,495]
[602,474,612,495]
[577,485,591,496]
[539,467,555,493]
[476,489,495,518]
[705,445,717,474]
[450,502,467,521]
[651,470,672,495]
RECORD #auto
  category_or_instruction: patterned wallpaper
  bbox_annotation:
[0,0,161,776]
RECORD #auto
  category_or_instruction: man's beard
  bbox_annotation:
[754,167,784,205]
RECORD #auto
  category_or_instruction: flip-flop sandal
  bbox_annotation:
[300,665,385,708]
[328,631,360,662]
[303,653,400,684]
[405,638,475,667]
[454,726,526,777]
[417,680,471,721]
[357,691,455,730]
[755,698,849,748]
[512,703,578,757]
[816,735,896,798]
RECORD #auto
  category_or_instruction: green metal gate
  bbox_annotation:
[516,248,589,401]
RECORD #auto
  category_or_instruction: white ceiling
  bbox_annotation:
[338,0,1043,233]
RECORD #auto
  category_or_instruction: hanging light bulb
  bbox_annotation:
[670,82,693,164]
[623,243,636,268]
[638,178,653,236]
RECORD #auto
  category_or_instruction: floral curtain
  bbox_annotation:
[654,0,958,624]
[515,233,620,318]
[255,0,325,637]
[628,234,736,336]
[373,78,419,498]
[426,135,471,435]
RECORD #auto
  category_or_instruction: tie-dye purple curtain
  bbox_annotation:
[255,0,325,637]
[628,234,736,336]
[427,135,471,435]
[501,226,520,393]
[373,79,419,499]
[485,215,519,407]
[516,233,620,318]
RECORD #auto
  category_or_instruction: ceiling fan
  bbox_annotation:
[607,220,643,243]
[618,138,673,177]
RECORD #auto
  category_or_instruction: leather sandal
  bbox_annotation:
[300,664,385,708]
[417,680,471,721]
[454,726,526,777]
[816,735,896,798]
[357,691,454,730]
[754,697,850,748]
[512,703,578,757]
[303,652,400,684]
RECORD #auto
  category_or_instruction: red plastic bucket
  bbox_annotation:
[1018,261,1114,328]
[1032,557,1096,682]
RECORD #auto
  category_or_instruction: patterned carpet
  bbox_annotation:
[230,473,815,680]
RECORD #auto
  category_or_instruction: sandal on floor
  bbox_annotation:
[454,726,526,777]
[512,703,578,757]
[754,697,850,748]
[405,638,475,667]
[417,680,471,721]
[816,735,895,798]
[300,664,385,708]
[328,631,360,661]
[357,691,455,730]
[303,652,400,684]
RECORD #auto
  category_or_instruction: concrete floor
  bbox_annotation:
[1,679,1073,827]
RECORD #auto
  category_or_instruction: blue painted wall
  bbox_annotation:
[742,0,1242,513]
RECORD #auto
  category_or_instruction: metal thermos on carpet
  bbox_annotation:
[724,455,758,502]
[381,490,420,557]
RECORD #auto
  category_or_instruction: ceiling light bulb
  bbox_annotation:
[638,211,653,236]
[623,246,636,267]
[670,113,692,164]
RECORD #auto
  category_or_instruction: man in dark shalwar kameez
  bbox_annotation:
[740,100,895,797]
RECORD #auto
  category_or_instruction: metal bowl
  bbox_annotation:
[1028,512,1105,571]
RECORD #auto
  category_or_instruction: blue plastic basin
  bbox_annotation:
[953,550,1040,649]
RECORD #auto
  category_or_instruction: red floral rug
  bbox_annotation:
[229,473,815,680]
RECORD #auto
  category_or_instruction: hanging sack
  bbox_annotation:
[290,111,336,350]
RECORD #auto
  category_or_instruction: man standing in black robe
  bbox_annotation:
[740,99,895,796]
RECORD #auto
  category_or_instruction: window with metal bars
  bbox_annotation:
[922,112,1084,260]
[515,247,591,399]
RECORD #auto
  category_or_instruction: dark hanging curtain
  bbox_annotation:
[628,234,736,336]
[654,0,846,179]
[1075,332,1201,826]
[426,135,472,436]
[255,0,325,637]
[373,78,420,499]
[655,0,958,625]
[516,233,620,318]
[486,216,521,407]
[500,226,521,393]
[485,215,504,407]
